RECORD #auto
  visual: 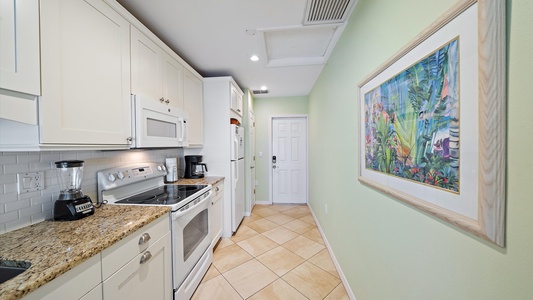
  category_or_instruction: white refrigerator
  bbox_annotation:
[230,124,245,232]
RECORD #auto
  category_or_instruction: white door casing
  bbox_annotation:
[271,117,308,204]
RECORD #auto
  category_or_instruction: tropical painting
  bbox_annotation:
[364,38,460,192]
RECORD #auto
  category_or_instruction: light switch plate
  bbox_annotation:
[17,172,44,194]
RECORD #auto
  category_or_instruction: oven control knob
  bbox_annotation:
[108,173,116,182]
[117,171,125,180]
[157,165,165,172]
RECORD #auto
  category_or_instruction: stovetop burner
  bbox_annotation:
[116,184,208,206]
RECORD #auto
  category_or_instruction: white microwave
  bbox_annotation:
[131,95,188,148]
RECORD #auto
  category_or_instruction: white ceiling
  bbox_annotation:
[116,0,356,98]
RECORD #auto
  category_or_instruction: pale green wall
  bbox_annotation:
[308,0,533,299]
[253,96,308,202]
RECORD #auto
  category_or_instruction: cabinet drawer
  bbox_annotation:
[101,214,170,279]
[103,233,172,300]
[212,182,224,199]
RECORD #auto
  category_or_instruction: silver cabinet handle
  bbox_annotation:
[139,251,152,264]
[273,165,277,169]
[159,97,165,103]
[165,99,170,104]
[138,233,151,245]
[215,186,220,192]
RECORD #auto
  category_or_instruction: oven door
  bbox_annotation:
[132,95,186,148]
[171,191,211,288]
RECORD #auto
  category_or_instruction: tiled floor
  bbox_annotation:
[191,204,350,300]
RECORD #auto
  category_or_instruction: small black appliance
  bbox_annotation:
[54,160,95,221]
[184,155,208,179]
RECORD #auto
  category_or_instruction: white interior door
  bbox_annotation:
[272,117,307,204]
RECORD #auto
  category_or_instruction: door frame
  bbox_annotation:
[268,115,309,204]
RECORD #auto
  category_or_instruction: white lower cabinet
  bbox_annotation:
[22,255,102,300]
[102,233,172,300]
[23,215,171,300]
[210,181,224,247]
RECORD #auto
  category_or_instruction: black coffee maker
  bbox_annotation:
[184,155,208,178]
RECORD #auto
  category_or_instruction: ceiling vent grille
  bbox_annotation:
[252,89,269,95]
[303,0,354,25]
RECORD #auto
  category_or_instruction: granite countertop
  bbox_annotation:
[0,205,170,300]
[174,176,224,186]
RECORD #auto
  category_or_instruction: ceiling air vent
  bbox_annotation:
[252,89,269,95]
[303,0,355,25]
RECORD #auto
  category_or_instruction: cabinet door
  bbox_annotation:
[131,26,162,101]
[162,53,183,109]
[230,85,243,116]
[210,183,223,246]
[0,0,40,95]
[39,0,131,145]
[183,68,203,146]
[103,233,172,300]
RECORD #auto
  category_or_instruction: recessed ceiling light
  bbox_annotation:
[250,55,259,61]
[260,85,268,91]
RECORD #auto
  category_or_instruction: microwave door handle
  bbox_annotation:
[179,118,185,142]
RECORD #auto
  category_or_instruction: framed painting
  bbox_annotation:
[357,0,506,247]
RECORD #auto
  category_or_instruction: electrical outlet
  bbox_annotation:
[17,172,44,194]
[325,203,328,214]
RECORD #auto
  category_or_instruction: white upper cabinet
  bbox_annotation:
[183,68,203,146]
[38,0,132,146]
[131,26,183,109]
[0,0,40,95]
[230,84,243,116]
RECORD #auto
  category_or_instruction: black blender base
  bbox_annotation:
[54,196,95,221]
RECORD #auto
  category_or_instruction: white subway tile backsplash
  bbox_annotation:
[6,217,31,232]
[0,148,184,234]
[3,163,30,174]
[3,182,17,194]
[31,195,53,205]
[0,211,18,223]
[19,205,42,218]
[0,155,17,164]
[0,192,17,204]
[5,199,31,212]
[0,174,17,184]
[17,154,40,164]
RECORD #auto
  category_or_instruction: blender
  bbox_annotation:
[54,160,95,220]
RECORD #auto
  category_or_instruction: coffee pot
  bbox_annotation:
[184,155,208,178]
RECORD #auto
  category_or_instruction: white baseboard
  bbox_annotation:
[255,200,271,205]
[308,205,356,300]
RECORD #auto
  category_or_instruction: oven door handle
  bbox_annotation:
[171,191,212,220]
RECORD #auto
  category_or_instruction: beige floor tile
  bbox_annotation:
[215,237,235,250]
[248,278,307,300]
[256,246,305,276]
[262,226,300,245]
[282,207,311,219]
[268,204,299,212]
[302,228,325,245]
[298,214,316,225]
[282,218,316,234]
[200,264,221,283]
[191,275,242,300]
[264,213,295,225]
[253,206,279,217]
[308,248,340,278]
[283,236,325,259]
[223,259,278,299]
[213,244,253,273]
[237,234,278,257]
[283,261,340,300]
[230,225,259,243]
[241,213,263,225]
[246,218,279,233]
[324,283,350,300]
